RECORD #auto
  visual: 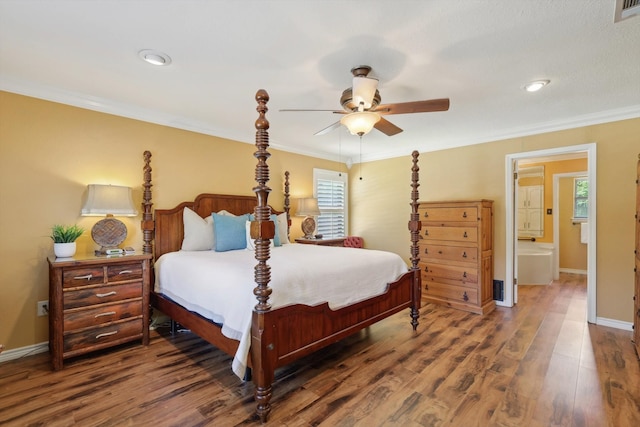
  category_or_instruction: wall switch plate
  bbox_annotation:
[37,300,49,316]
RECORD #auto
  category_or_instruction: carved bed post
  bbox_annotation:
[141,151,154,256]
[250,89,276,423]
[284,171,291,238]
[408,150,421,330]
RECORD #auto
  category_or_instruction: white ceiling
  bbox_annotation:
[1,0,639,163]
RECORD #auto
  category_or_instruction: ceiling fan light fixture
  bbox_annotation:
[352,76,378,109]
[524,79,550,92]
[138,49,172,66]
[340,111,381,136]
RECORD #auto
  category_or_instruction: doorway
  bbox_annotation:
[505,143,596,323]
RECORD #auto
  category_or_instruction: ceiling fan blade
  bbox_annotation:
[374,117,403,136]
[352,76,378,110]
[314,121,342,136]
[374,98,450,115]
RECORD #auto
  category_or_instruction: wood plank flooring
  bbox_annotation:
[1,273,638,426]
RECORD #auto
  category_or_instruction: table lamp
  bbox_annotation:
[81,184,138,255]
[296,197,321,239]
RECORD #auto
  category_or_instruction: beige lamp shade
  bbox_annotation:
[340,111,381,136]
[81,184,137,254]
[296,198,321,239]
[296,197,320,217]
[81,184,138,216]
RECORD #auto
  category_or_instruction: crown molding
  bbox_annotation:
[3,75,639,164]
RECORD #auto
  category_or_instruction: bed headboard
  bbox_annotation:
[142,152,290,260]
[154,194,260,259]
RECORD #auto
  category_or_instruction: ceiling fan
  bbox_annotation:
[280,65,450,137]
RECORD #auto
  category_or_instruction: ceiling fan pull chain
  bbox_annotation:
[359,134,363,180]
[338,130,342,176]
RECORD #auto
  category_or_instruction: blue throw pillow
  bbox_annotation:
[212,213,250,252]
[247,213,281,246]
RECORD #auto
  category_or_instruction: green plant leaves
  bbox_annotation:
[50,224,85,243]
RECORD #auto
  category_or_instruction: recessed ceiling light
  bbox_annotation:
[138,49,172,66]
[524,80,550,92]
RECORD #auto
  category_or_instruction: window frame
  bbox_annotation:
[313,168,348,239]
[573,176,589,221]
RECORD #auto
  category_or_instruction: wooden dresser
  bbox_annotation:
[47,253,152,370]
[418,200,495,315]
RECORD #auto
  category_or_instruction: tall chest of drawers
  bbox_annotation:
[47,253,152,370]
[418,200,495,315]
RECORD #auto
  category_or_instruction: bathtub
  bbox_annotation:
[518,242,554,285]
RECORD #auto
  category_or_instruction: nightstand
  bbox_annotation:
[47,253,152,370]
[294,237,346,247]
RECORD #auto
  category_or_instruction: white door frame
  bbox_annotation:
[505,143,596,323]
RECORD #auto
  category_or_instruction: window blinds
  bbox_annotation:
[314,169,348,238]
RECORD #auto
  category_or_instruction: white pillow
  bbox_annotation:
[277,212,290,244]
[245,221,274,250]
[181,207,214,251]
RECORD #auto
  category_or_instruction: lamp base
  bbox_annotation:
[301,216,316,239]
[91,216,127,255]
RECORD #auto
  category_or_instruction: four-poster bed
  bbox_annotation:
[141,89,422,422]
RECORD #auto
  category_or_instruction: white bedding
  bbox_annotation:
[154,243,408,378]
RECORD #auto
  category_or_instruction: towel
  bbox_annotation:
[580,222,588,244]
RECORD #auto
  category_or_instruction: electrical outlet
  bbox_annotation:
[37,300,49,317]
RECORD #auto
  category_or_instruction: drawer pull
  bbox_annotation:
[462,211,467,218]
[424,212,429,218]
[463,271,467,278]
[74,274,93,280]
[462,251,467,258]
[463,231,468,238]
[438,250,443,254]
[424,248,428,255]
[94,311,116,318]
[424,230,429,236]
[463,292,469,302]
[118,270,133,275]
[96,291,117,298]
[95,331,118,339]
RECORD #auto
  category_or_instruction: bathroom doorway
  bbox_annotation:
[505,143,596,323]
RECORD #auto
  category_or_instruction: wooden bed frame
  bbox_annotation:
[141,89,422,422]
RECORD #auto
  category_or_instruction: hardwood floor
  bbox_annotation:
[1,273,638,426]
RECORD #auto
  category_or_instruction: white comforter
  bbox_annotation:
[155,243,408,378]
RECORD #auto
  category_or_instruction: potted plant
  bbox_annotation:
[50,224,84,258]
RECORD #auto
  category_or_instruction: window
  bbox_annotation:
[573,177,589,219]
[313,168,348,238]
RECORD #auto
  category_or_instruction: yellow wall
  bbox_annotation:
[354,119,640,324]
[2,90,639,352]
[0,91,338,351]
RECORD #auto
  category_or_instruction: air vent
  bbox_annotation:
[493,280,504,301]
[615,0,640,22]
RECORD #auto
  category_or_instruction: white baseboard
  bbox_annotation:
[0,342,48,364]
[596,317,634,331]
[559,268,587,275]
